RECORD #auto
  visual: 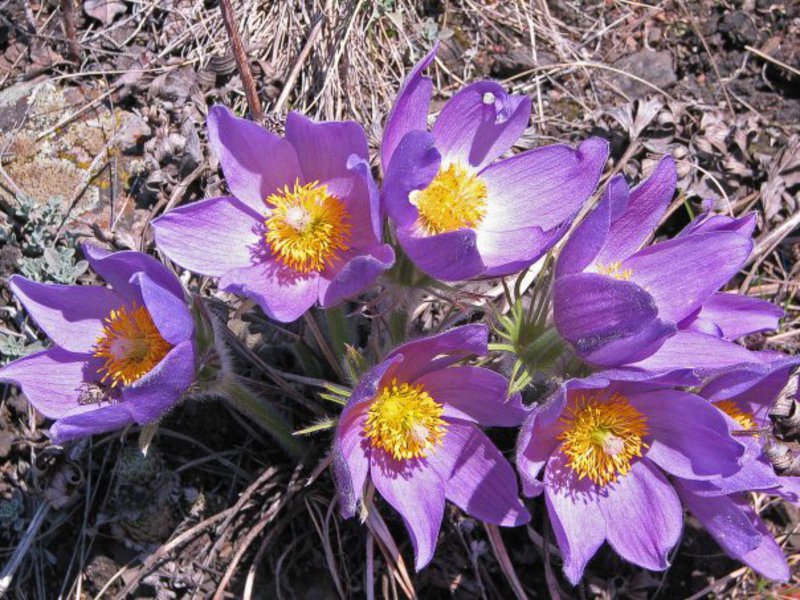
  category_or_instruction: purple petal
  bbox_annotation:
[682,292,783,340]
[397,227,484,281]
[627,331,765,374]
[285,112,369,184]
[370,453,445,570]
[9,275,122,354]
[152,196,261,277]
[737,503,791,581]
[516,396,566,497]
[675,482,761,558]
[50,403,137,443]
[334,400,371,518]
[680,211,757,237]
[381,44,437,171]
[414,366,526,427]
[479,138,609,232]
[623,231,753,323]
[121,339,195,423]
[476,225,561,277]
[427,420,529,526]
[700,356,800,424]
[320,246,395,308]
[346,154,384,243]
[0,347,92,418]
[386,324,489,383]
[600,459,682,571]
[432,81,531,171]
[207,105,302,213]
[134,272,194,345]
[383,130,441,227]
[219,260,320,323]
[544,451,606,585]
[82,244,184,301]
[555,182,616,277]
[629,390,743,479]
[553,272,673,366]
[595,157,676,266]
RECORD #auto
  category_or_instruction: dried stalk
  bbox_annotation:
[218,0,263,121]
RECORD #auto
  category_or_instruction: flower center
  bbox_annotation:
[264,180,352,273]
[93,303,173,387]
[363,378,448,461]
[410,163,488,235]
[713,400,757,430]
[557,392,649,487]
[596,261,633,281]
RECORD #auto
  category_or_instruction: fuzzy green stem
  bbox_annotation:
[325,305,348,362]
[219,377,305,459]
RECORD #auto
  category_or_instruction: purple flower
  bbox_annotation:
[380,45,608,281]
[669,354,800,582]
[554,157,776,373]
[516,376,745,584]
[152,105,394,323]
[0,245,196,443]
[680,355,800,501]
[334,324,530,569]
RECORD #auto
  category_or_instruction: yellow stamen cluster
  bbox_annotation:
[411,162,488,235]
[714,400,757,430]
[93,303,172,387]
[364,378,448,460]
[264,180,351,273]
[558,392,649,487]
[596,261,633,281]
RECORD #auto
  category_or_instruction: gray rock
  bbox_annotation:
[611,50,677,98]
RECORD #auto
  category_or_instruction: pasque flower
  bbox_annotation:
[553,156,778,373]
[516,376,745,584]
[381,45,608,281]
[334,324,530,569]
[673,358,800,581]
[152,105,394,323]
[0,245,195,442]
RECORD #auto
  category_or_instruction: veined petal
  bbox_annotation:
[428,420,529,526]
[50,403,137,443]
[152,196,261,278]
[415,366,527,426]
[623,231,753,323]
[219,260,320,323]
[333,400,371,518]
[629,390,743,479]
[370,453,445,570]
[381,44,437,170]
[0,347,93,418]
[595,157,676,266]
[556,182,616,277]
[207,105,302,212]
[516,395,565,497]
[479,138,608,232]
[544,451,606,585]
[433,81,531,171]
[397,227,484,281]
[553,272,673,366]
[476,225,563,277]
[319,246,395,308]
[386,324,488,384]
[600,459,682,571]
[82,244,184,301]
[383,131,441,228]
[9,275,122,354]
[682,292,783,340]
[285,112,369,184]
[121,339,195,423]
[134,272,194,346]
